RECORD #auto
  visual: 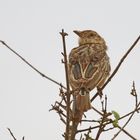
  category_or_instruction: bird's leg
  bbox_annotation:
[97,87,103,98]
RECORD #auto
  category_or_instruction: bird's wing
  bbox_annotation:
[69,44,110,90]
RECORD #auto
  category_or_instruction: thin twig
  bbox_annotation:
[111,102,140,140]
[81,119,100,123]
[95,97,108,140]
[117,125,137,140]
[119,106,140,120]
[7,128,17,140]
[0,40,66,89]
[59,113,66,124]
[60,29,71,140]
[131,81,139,113]
[91,35,140,102]
[80,134,83,140]
[104,125,137,140]
[49,103,67,118]
[59,87,67,104]
[92,106,103,116]
[77,125,100,133]
[77,105,140,134]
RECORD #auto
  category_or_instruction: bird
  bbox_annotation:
[68,30,111,122]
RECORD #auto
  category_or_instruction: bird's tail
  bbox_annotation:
[76,88,91,112]
[73,88,91,122]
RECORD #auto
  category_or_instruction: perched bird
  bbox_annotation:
[68,30,111,121]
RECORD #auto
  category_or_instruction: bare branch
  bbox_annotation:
[104,125,137,140]
[7,128,17,140]
[0,40,66,89]
[117,125,137,140]
[131,81,139,112]
[92,106,103,116]
[60,29,71,140]
[91,35,140,102]
[81,119,100,123]
[77,125,100,133]
[95,97,109,140]
[77,104,140,134]
[111,102,140,140]
[119,106,140,120]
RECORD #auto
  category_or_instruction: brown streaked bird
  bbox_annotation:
[69,30,111,121]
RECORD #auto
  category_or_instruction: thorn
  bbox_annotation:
[61,52,64,56]
[62,133,65,138]
[61,59,65,63]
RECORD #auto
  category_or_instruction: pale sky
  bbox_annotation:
[0,0,140,140]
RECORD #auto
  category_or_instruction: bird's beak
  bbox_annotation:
[73,30,81,37]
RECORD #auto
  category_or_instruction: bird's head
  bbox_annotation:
[73,30,105,46]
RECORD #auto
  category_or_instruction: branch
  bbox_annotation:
[104,125,137,140]
[81,119,100,123]
[0,40,66,89]
[92,106,103,116]
[60,29,71,140]
[7,128,17,140]
[111,102,140,140]
[77,104,140,134]
[91,35,140,102]
[119,106,140,120]
[95,96,109,140]
[77,125,100,133]
[131,81,139,112]
[117,125,137,140]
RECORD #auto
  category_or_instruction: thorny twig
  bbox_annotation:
[0,40,66,89]
[91,35,140,102]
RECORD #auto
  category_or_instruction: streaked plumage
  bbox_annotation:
[68,30,111,121]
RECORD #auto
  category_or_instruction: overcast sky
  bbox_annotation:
[0,0,140,140]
